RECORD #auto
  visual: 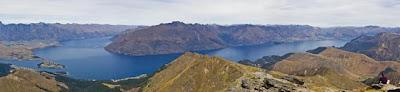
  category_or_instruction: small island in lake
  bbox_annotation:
[37,59,65,69]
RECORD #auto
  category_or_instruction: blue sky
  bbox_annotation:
[0,0,399,27]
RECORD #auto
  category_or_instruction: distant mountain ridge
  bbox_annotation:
[319,26,400,40]
[106,21,400,56]
[342,32,400,61]
[0,22,138,41]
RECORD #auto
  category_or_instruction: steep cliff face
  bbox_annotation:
[342,32,400,61]
[142,52,309,92]
[0,23,137,41]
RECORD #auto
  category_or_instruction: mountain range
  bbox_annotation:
[0,22,138,41]
[106,21,400,56]
[342,32,400,61]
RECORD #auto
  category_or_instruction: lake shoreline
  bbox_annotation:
[3,37,349,80]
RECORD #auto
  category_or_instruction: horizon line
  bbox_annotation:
[1,20,399,28]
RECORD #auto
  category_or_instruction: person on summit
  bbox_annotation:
[379,73,388,84]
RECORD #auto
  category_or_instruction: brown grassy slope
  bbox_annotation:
[271,47,393,90]
[318,47,400,86]
[142,52,262,92]
[0,69,64,92]
[302,68,368,91]
[272,53,368,90]
[316,47,385,77]
[273,47,389,77]
[272,47,400,90]
[0,43,34,60]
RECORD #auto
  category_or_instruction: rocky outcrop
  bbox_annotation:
[106,21,400,56]
[342,32,400,61]
[142,52,310,92]
[235,72,308,92]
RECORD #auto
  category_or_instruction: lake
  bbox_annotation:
[0,37,348,80]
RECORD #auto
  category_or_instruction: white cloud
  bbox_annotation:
[0,0,399,27]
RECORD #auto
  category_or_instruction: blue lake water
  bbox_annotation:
[0,37,348,80]
[207,40,348,61]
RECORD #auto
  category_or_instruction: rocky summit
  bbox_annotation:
[342,32,400,61]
